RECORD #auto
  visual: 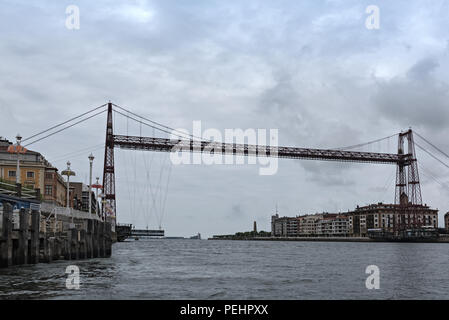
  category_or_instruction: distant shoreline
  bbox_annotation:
[208,236,449,243]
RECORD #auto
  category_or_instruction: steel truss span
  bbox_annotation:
[103,103,423,232]
[113,135,404,165]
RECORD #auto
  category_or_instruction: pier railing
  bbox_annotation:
[40,202,102,221]
[0,180,39,200]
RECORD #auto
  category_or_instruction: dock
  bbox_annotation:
[0,202,113,268]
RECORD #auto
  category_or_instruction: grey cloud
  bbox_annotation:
[372,57,449,131]
[407,57,439,80]
[230,204,243,217]
[1,1,449,236]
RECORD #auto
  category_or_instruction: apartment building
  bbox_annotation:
[332,215,350,236]
[271,214,299,237]
[298,214,323,236]
[70,182,98,214]
[349,203,438,236]
[271,202,438,237]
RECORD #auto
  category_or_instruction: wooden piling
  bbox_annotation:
[99,222,105,258]
[0,203,13,268]
[71,228,79,260]
[79,229,86,259]
[47,238,54,263]
[18,208,29,265]
[1,204,114,268]
[41,237,52,263]
[105,222,112,257]
[93,220,99,258]
[64,230,71,260]
[86,220,93,259]
[56,238,63,260]
[30,210,40,264]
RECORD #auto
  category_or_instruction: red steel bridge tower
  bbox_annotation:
[102,102,116,219]
[394,129,423,232]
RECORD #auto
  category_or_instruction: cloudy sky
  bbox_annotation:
[1,0,449,237]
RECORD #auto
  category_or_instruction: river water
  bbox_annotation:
[0,239,448,299]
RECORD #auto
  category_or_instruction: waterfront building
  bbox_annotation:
[445,212,449,232]
[70,182,98,213]
[43,167,68,207]
[298,213,350,237]
[332,215,350,236]
[0,137,46,190]
[270,213,277,236]
[349,202,438,237]
[271,214,299,237]
[0,137,71,207]
[271,202,438,238]
[298,214,323,236]
[316,214,335,236]
[0,137,104,211]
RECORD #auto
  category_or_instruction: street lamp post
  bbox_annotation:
[61,161,76,224]
[15,134,22,184]
[95,177,100,216]
[88,154,95,215]
[65,161,71,210]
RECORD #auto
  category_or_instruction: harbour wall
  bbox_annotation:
[0,202,113,268]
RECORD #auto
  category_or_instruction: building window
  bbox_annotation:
[27,171,34,179]
[8,170,16,177]
[45,185,53,196]
[45,173,53,179]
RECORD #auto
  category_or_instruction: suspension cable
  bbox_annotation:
[23,109,107,147]
[22,103,107,143]
[112,103,210,142]
[419,164,449,189]
[159,160,172,230]
[415,142,449,170]
[47,144,105,164]
[415,131,449,161]
[334,133,398,151]
[113,109,197,141]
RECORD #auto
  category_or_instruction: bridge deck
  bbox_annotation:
[113,135,405,164]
